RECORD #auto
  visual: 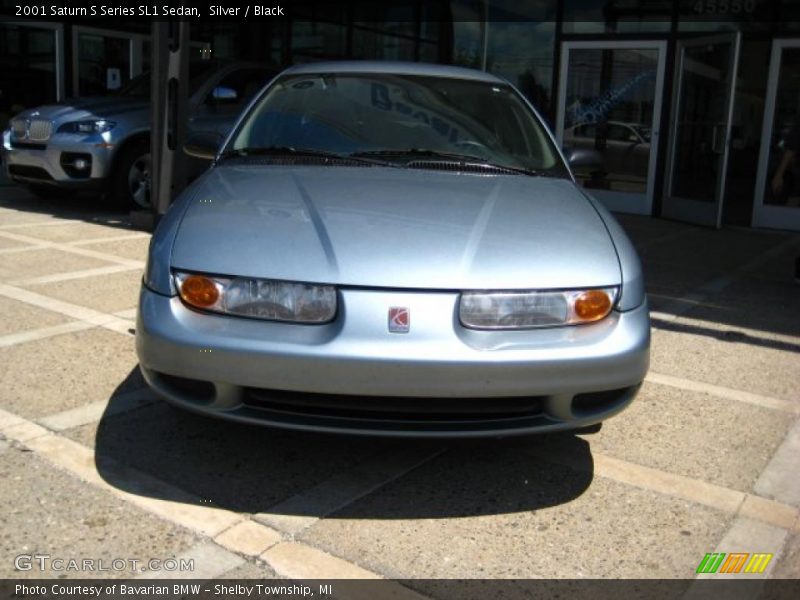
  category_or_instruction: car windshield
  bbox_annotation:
[229,73,568,176]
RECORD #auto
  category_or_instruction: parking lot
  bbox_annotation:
[0,184,798,586]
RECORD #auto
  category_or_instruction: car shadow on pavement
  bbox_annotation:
[93,368,594,519]
[615,214,800,337]
[0,185,137,229]
[650,315,800,353]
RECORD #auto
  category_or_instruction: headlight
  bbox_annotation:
[57,120,116,134]
[459,288,618,329]
[174,271,337,323]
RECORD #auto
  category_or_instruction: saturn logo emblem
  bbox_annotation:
[388,307,410,333]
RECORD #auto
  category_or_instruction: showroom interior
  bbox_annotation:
[2,0,800,231]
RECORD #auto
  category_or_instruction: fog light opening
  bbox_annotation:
[158,373,215,404]
[571,387,632,418]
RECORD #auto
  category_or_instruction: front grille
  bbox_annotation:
[10,118,27,138]
[28,119,53,142]
[8,165,53,181]
[243,388,545,423]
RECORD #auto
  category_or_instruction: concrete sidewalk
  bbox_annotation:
[0,185,798,584]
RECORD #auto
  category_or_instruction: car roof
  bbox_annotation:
[280,61,507,84]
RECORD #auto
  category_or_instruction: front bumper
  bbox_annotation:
[136,286,650,437]
[2,130,113,189]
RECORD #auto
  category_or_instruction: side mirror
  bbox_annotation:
[211,86,238,102]
[564,146,603,170]
[184,132,223,160]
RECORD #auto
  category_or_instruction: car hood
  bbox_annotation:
[13,97,148,122]
[171,165,621,290]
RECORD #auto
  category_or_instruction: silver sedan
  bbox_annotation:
[136,61,650,437]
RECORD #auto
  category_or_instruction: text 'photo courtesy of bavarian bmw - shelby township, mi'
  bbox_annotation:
[0,1,799,595]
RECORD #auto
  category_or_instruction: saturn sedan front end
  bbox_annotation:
[136,61,650,437]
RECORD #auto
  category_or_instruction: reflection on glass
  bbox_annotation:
[722,40,768,226]
[0,25,57,129]
[765,48,800,208]
[289,11,442,63]
[235,74,567,176]
[562,0,671,33]
[78,34,131,96]
[486,22,554,118]
[562,48,658,194]
[290,21,348,62]
[352,28,416,61]
[671,42,731,203]
[449,0,484,67]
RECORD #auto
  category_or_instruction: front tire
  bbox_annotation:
[113,141,151,210]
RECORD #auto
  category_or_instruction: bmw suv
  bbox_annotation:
[2,61,275,209]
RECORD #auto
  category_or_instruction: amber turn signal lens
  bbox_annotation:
[179,275,219,308]
[573,290,612,322]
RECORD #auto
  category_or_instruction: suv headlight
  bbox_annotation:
[174,271,337,323]
[57,120,116,134]
[459,288,619,329]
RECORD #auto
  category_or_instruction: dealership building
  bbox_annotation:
[2,0,800,231]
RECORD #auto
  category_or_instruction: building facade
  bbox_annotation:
[2,0,800,231]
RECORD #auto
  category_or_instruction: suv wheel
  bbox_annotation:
[113,141,151,209]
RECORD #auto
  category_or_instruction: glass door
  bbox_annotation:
[0,23,63,129]
[72,27,149,98]
[76,32,131,95]
[663,33,741,228]
[753,39,800,231]
[556,41,667,215]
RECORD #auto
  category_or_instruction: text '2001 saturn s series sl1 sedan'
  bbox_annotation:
[136,61,650,437]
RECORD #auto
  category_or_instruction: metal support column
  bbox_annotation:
[150,19,190,223]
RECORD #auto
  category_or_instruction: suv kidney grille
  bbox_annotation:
[28,119,53,142]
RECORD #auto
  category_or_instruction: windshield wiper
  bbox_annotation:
[351,148,545,177]
[218,146,396,167]
[219,146,342,160]
[352,148,484,162]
